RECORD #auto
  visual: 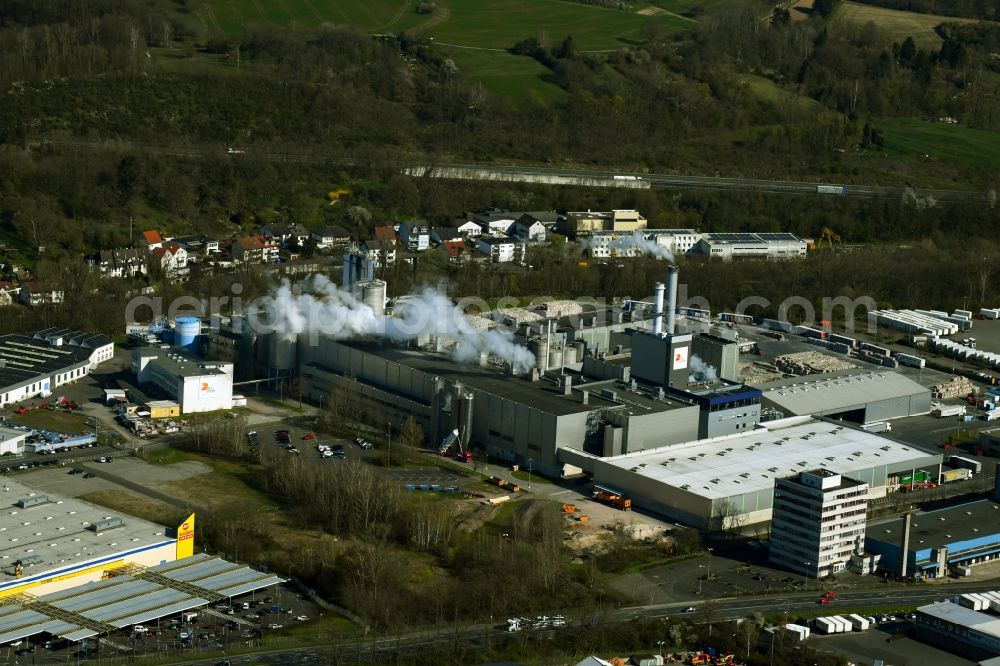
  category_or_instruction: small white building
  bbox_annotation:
[0,427,28,455]
[132,348,234,414]
[478,237,524,264]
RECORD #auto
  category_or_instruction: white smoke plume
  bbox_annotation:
[688,354,719,383]
[580,231,674,262]
[258,275,537,373]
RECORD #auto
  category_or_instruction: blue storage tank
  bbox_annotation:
[174,316,201,352]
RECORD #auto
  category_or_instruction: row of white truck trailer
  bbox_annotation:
[812,614,872,634]
[957,591,1000,612]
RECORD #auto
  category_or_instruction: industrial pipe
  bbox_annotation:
[666,265,679,335]
[653,282,665,335]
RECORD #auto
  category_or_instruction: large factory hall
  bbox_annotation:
[226,265,947,529]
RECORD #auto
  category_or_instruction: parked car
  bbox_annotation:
[83,472,96,479]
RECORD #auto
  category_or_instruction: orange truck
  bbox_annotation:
[593,489,632,511]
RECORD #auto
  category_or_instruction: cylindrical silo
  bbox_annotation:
[563,345,578,365]
[268,331,298,371]
[174,317,201,352]
[530,337,549,370]
[548,346,564,370]
[356,280,387,318]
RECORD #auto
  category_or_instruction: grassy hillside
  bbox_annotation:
[832,1,980,47]
[878,118,1000,170]
[187,0,688,48]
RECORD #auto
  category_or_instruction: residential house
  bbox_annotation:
[474,209,519,234]
[373,225,398,244]
[171,235,220,259]
[150,242,189,278]
[488,219,516,235]
[397,221,430,251]
[510,218,546,243]
[519,211,561,230]
[19,282,64,306]
[478,237,525,264]
[456,220,483,237]
[311,225,352,249]
[229,236,280,264]
[440,240,468,264]
[141,230,164,250]
[96,248,147,278]
[360,239,397,267]
[260,222,310,248]
[430,226,463,245]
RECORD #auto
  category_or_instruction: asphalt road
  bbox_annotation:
[33,140,989,203]
[119,581,1000,666]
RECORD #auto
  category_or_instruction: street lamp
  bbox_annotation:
[527,458,533,491]
[698,565,706,594]
[656,640,665,655]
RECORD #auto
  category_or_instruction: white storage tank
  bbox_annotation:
[563,344,578,365]
[548,346,564,369]
[353,279,387,318]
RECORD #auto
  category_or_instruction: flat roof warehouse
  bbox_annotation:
[0,477,172,594]
[599,420,935,500]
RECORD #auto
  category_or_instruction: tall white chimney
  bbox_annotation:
[653,282,665,335]
[666,265,679,335]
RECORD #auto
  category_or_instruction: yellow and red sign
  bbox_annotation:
[176,513,195,559]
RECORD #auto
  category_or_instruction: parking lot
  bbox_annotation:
[0,583,323,664]
[818,621,975,666]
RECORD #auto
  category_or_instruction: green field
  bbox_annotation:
[832,1,979,48]
[879,118,1000,169]
[189,0,690,50]
[442,47,563,101]
[192,0,425,35]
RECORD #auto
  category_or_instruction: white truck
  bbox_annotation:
[861,421,892,433]
[847,614,870,631]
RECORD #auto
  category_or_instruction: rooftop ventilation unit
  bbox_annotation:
[15,496,49,508]
[17,554,41,566]
[87,517,124,532]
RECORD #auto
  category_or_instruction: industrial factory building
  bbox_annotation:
[759,370,932,423]
[301,339,702,478]
[0,328,114,407]
[131,348,234,413]
[695,232,808,261]
[586,418,942,528]
[865,499,1000,578]
[914,601,1000,660]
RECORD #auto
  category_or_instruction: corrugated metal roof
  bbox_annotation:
[0,556,284,644]
[218,576,284,598]
[601,419,939,500]
[760,371,929,416]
